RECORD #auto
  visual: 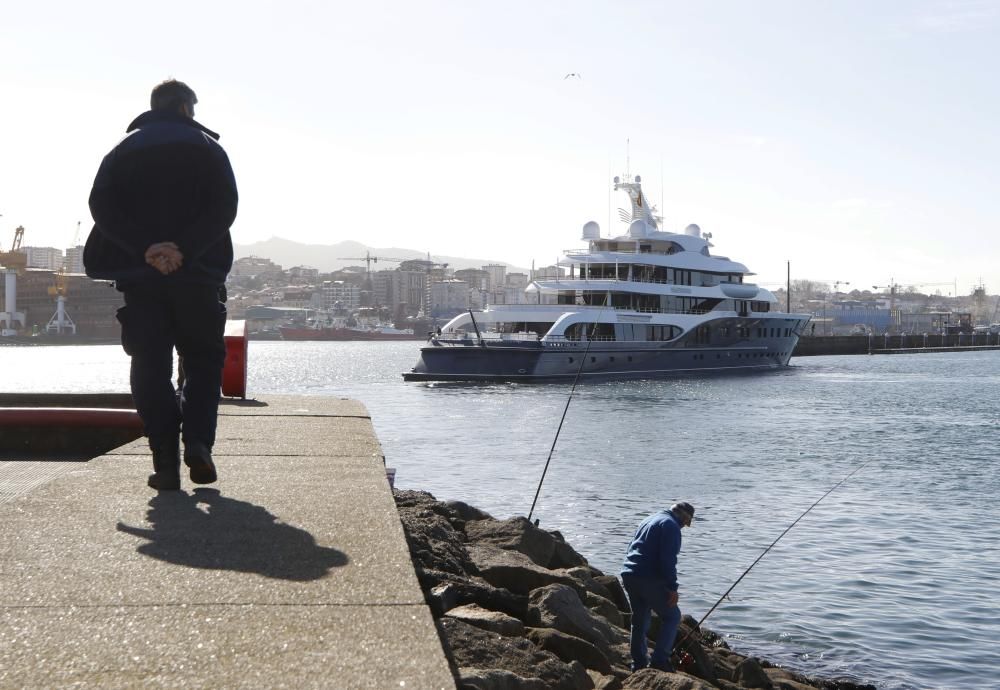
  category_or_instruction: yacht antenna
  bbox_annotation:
[786,261,791,312]
[607,160,612,237]
[626,138,631,181]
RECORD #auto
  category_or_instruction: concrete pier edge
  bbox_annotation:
[0,394,456,689]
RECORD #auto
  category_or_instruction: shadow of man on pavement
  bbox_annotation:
[117,488,349,581]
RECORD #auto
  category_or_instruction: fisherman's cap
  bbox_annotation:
[670,502,695,526]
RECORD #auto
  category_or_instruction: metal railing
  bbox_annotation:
[536,276,745,288]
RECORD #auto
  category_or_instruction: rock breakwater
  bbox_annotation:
[394,489,876,690]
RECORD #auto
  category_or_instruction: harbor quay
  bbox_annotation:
[0,394,454,689]
[793,332,1000,356]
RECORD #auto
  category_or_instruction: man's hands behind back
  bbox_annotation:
[145,242,183,275]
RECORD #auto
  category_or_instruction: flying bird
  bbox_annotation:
[564,72,581,79]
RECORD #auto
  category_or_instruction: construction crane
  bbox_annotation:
[337,250,408,274]
[898,281,956,295]
[1,226,27,335]
[336,251,410,310]
[871,280,902,334]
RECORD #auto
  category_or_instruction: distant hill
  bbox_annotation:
[233,237,530,274]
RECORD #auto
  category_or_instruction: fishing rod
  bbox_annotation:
[468,309,485,347]
[676,457,873,653]
[527,293,611,522]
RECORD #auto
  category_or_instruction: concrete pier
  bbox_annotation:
[0,395,455,689]
[794,333,1000,356]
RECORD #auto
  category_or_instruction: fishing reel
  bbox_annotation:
[673,650,696,673]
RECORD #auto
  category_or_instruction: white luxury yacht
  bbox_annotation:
[404,174,811,381]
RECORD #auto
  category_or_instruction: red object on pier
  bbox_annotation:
[222,319,248,399]
[0,406,144,457]
[0,407,142,429]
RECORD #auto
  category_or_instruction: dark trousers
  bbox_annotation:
[622,574,681,671]
[117,282,227,447]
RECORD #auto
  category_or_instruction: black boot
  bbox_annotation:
[147,436,181,491]
[184,441,217,485]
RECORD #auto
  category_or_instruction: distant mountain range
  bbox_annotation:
[233,237,530,274]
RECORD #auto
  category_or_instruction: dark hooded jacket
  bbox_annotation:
[85,109,238,285]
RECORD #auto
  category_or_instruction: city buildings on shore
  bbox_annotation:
[0,242,993,339]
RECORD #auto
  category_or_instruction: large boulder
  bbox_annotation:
[445,499,495,522]
[548,531,589,569]
[446,604,526,637]
[525,627,615,675]
[621,668,716,689]
[588,670,624,690]
[440,618,594,690]
[527,584,627,654]
[397,502,476,576]
[457,668,546,690]
[468,544,582,596]
[465,517,558,568]
[585,591,625,628]
[418,568,528,620]
[763,668,821,690]
[733,657,772,689]
[593,575,631,613]
[566,567,616,601]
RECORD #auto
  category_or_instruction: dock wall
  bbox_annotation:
[794,333,1000,356]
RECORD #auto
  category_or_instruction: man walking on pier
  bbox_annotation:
[621,501,695,673]
[85,79,238,491]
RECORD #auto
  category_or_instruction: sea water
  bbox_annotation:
[4,342,998,689]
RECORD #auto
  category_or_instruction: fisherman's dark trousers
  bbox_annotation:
[622,574,681,671]
[117,282,227,447]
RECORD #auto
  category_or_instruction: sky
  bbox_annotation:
[2,1,999,296]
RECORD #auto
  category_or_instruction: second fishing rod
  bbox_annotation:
[671,458,873,668]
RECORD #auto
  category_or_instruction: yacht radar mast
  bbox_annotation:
[613,174,662,230]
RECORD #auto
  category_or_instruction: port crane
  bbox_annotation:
[1,226,27,335]
[45,221,79,334]
[0,225,27,269]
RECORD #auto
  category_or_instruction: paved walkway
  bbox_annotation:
[0,395,455,689]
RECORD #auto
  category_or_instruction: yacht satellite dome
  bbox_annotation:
[685,223,702,237]
[629,219,650,238]
[635,175,642,183]
[613,176,620,184]
[582,221,601,240]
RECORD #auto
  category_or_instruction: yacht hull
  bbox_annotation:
[403,337,800,382]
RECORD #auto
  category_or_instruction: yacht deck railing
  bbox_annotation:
[536,277,748,288]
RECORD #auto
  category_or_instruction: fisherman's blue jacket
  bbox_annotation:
[620,510,683,590]
[85,109,238,285]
